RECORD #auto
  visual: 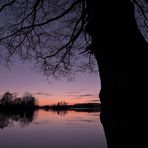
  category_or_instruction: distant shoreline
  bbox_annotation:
[0,103,101,112]
[37,103,101,112]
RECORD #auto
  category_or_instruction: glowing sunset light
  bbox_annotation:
[0,61,100,106]
[36,94,100,106]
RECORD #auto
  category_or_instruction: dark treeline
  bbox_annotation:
[0,91,100,111]
[43,102,100,116]
[69,103,100,108]
[0,91,38,110]
[39,101,101,112]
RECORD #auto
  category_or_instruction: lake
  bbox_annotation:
[0,109,107,148]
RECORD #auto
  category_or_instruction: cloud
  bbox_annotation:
[67,89,90,95]
[86,99,100,102]
[67,91,81,94]
[79,94,95,97]
[79,94,98,97]
[71,93,98,99]
[34,92,52,96]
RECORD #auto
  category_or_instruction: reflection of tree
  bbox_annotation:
[51,110,68,116]
[0,113,10,129]
[0,109,38,129]
[0,92,14,106]
[56,110,68,116]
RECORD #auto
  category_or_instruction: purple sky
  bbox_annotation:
[0,60,100,105]
[0,1,101,105]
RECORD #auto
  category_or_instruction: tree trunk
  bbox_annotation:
[86,1,147,147]
[86,0,147,112]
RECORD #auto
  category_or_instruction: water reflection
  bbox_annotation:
[0,109,107,148]
[50,109,68,116]
[0,109,101,129]
[0,108,143,148]
[0,109,38,129]
[50,108,99,116]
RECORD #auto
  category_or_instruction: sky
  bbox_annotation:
[0,0,101,106]
[0,60,100,106]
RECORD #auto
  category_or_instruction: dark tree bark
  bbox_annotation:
[85,1,147,147]
[86,0,147,112]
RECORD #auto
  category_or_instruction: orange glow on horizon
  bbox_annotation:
[35,95,100,106]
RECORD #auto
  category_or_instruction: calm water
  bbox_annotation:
[0,110,107,148]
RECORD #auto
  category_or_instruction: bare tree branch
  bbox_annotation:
[0,0,98,78]
[0,0,16,13]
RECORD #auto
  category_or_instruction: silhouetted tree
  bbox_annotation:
[21,92,38,108]
[51,101,68,111]
[0,0,147,113]
[0,91,38,108]
[0,91,14,106]
[13,97,22,106]
[57,101,68,107]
